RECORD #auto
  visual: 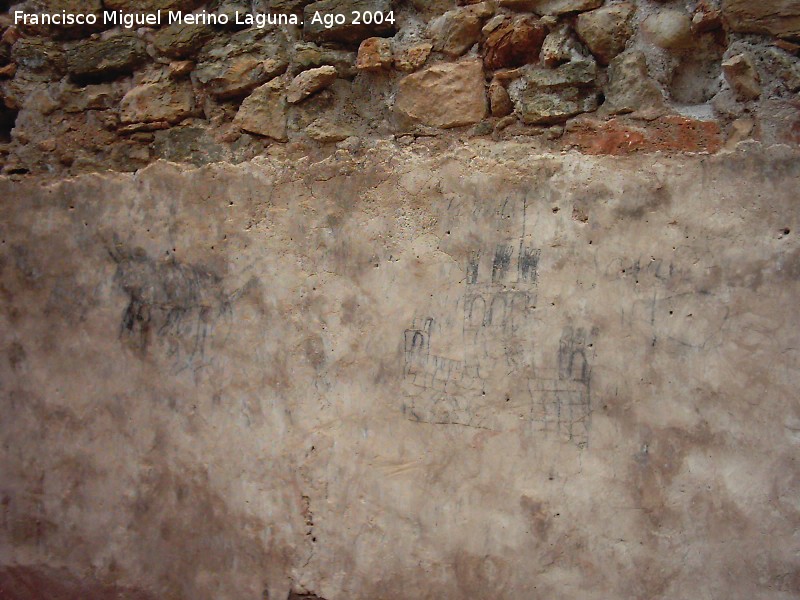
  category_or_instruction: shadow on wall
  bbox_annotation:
[0,106,16,143]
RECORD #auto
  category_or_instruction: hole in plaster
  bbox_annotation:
[669,35,725,105]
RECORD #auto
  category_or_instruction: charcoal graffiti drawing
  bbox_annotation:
[400,198,594,446]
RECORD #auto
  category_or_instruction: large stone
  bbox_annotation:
[66,33,148,82]
[692,1,723,33]
[356,37,393,70]
[722,53,761,100]
[395,60,487,128]
[489,79,513,116]
[286,65,338,103]
[291,42,357,78]
[233,78,287,140]
[642,10,693,50]
[525,59,597,87]
[393,41,433,72]
[194,56,289,99]
[601,51,665,116]
[510,85,598,123]
[199,27,273,60]
[483,16,548,70]
[722,0,800,38]
[194,29,289,99]
[120,69,196,124]
[509,60,598,123]
[539,24,586,67]
[11,38,66,75]
[153,23,215,59]
[499,0,603,16]
[575,3,635,65]
[428,6,486,57]
[303,0,395,45]
[305,117,353,142]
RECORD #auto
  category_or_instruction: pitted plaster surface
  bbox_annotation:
[1,142,799,599]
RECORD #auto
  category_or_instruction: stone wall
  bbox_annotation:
[1,142,799,598]
[0,0,798,174]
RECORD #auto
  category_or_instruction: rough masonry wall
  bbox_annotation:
[1,142,799,598]
[0,0,798,175]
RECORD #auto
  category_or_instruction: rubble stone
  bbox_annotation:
[194,30,289,99]
[642,10,693,50]
[233,78,288,140]
[428,6,486,57]
[12,39,66,75]
[356,38,393,70]
[286,65,338,103]
[509,60,598,123]
[489,80,514,116]
[66,34,147,82]
[395,60,487,128]
[722,0,800,38]
[601,51,665,116]
[483,16,548,70]
[722,53,761,100]
[120,69,196,125]
[292,43,357,78]
[575,3,635,65]
[393,42,433,72]
[153,24,215,60]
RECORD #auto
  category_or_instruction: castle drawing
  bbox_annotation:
[401,229,593,448]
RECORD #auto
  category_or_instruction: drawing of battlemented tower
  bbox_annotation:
[401,197,593,446]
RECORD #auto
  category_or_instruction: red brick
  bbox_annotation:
[565,115,722,155]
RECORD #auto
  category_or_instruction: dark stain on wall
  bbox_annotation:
[109,244,233,365]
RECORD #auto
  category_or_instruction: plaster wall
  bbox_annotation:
[1,142,799,599]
